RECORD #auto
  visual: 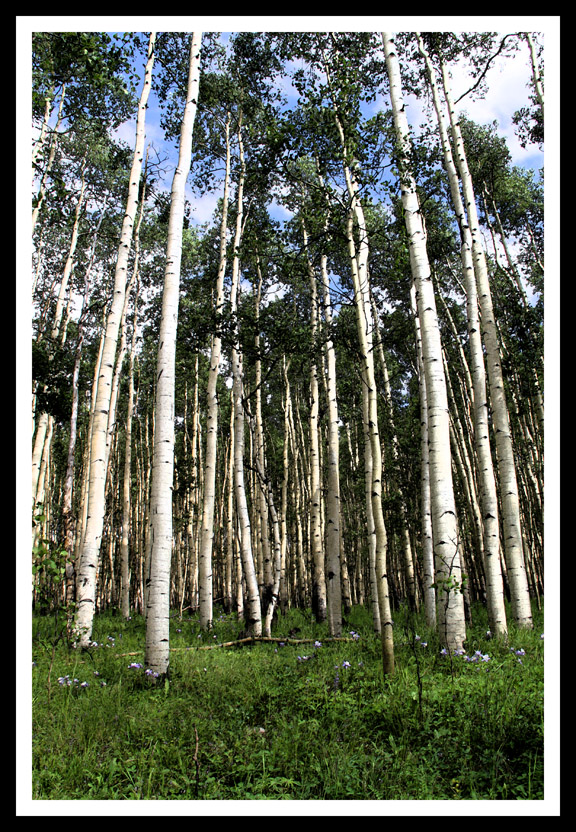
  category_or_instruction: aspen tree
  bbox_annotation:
[120,249,142,620]
[32,84,65,233]
[438,53,533,629]
[525,33,544,119]
[279,356,292,614]
[382,32,466,651]
[228,119,262,637]
[317,41,394,670]
[32,153,88,510]
[61,203,108,613]
[371,293,418,612]
[417,34,507,638]
[73,33,156,648]
[410,283,436,627]
[145,32,202,676]
[302,221,327,624]
[250,256,282,635]
[319,236,343,637]
[198,111,231,631]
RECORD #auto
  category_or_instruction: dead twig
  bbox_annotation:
[114,635,357,657]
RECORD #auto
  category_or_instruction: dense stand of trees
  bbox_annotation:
[31,31,544,680]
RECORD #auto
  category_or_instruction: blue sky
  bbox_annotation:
[101,25,547,231]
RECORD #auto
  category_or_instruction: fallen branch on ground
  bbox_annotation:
[114,635,357,657]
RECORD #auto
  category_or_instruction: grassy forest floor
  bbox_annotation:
[31,600,544,801]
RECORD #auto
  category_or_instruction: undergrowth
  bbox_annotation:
[31,601,544,801]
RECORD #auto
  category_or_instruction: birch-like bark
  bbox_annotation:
[345,206,394,673]
[439,56,533,629]
[73,33,156,649]
[33,154,88,509]
[525,33,544,118]
[198,111,231,630]
[119,180,146,620]
[417,34,507,638]
[32,83,65,234]
[279,356,292,614]
[371,294,418,612]
[145,33,202,675]
[319,237,343,637]
[52,153,88,339]
[302,221,327,624]
[229,122,262,636]
[321,47,393,669]
[252,258,274,619]
[383,32,466,651]
[410,283,436,627]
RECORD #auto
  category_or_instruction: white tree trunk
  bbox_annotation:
[383,32,466,652]
[198,111,231,630]
[439,57,533,629]
[302,221,327,624]
[319,238,343,637]
[411,283,436,628]
[73,34,156,649]
[145,33,202,675]
[228,122,262,636]
[322,48,394,668]
[345,204,394,674]
[417,35,507,638]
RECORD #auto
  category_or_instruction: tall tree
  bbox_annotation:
[197,109,232,631]
[145,32,203,677]
[417,33,508,639]
[436,45,533,630]
[382,32,466,652]
[73,33,156,648]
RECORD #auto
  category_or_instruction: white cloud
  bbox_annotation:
[187,188,221,225]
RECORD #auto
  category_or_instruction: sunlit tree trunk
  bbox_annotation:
[73,33,156,649]
[525,32,544,117]
[319,236,343,637]
[410,283,436,627]
[198,111,231,631]
[439,55,532,629]
[145,32,202,676]
[371,293,418,612]
[345,203,394,674]
[32,82,65,233]
[229,120,262,637]
[302,221,327,624]
[320,46,394,669]
[279,356,292,614]
[383,32,466,652]
[417,34,507,638]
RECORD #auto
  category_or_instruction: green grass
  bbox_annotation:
[31,601,544,800]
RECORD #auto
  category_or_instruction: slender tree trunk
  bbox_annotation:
[229,120,261,637]
[410,283,436,627]
[198,111,231,631]
[145,33,202,676]
[371,294,418,612]
[279,356,292,614]
[383,32,466,652]
[73,33,156,649]
[32,83,65,233]
[417,34,507,638]
[321,48,394,670]
[345,204,394,674]
[319,236,343,636]
[439,56,533,629]
[525,32,544,117]
[302,221,327,624]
